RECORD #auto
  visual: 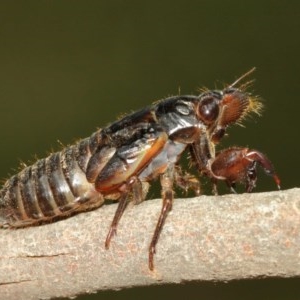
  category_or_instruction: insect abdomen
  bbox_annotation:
[0,135,104,227]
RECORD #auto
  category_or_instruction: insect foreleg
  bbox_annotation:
[210,147,280,193]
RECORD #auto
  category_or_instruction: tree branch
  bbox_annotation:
[0,188,299,300]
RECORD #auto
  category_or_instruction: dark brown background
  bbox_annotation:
[0,1,299,299]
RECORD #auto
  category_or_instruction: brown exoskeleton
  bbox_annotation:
[0,68,280,270]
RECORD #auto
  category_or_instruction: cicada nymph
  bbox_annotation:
[0,68,280,270]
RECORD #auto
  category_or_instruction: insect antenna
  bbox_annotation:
[229,67,256,88]
[238,78,256,91]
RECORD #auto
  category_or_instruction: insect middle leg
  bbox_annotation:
[174,165,201,196]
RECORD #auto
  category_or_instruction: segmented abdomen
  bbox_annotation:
[0,131,105,227]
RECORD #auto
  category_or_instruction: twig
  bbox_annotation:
[0,188,299,300]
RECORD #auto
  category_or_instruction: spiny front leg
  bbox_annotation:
[149,164,175,271]
[210,147,280,193]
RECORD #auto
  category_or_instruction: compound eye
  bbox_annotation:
[198,97,220,124]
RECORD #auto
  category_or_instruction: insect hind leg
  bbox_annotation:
[105,176,146,249]
[149,164,175,271]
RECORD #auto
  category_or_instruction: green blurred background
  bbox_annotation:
[0,1,299,299]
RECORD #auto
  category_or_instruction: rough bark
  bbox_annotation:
[0,188,299,300]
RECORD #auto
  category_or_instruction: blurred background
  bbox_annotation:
[0,1,299,299]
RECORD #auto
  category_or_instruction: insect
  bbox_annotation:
[0,68,280,270]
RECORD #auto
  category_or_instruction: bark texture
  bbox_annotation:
[0,188,299,300]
